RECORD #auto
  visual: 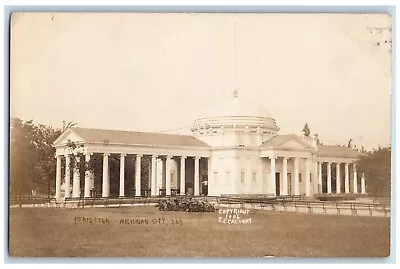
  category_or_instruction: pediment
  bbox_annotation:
[279,139,310,150]
[53,129,85,146]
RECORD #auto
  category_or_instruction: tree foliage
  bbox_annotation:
[302,123,310,137]
[356,147,391,198]
[10,117,62,196]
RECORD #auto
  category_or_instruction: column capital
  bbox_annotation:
[195,156,201,160]
[282,156,289,160]
[103,153,110,157]
[136,153,143,158]
[180,156,187,159]
[269,156,277,160]
[120,153,126,157]
[166,155,173,159]
[151,154,158,159]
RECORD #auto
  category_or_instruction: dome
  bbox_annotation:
[198,95,273,120]
[192,92,279,133]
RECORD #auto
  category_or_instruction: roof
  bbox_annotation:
[57,127,210,148]
[260,134,314,149]
[317,145,362,158]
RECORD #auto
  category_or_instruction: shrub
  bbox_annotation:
[155,197,215,212]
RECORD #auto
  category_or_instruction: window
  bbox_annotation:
[241,171,245,184]
[225,171,230,186]
[252,172,257,183]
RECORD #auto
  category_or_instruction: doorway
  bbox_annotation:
[275,173,280,196]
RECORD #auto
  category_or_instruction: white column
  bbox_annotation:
[102,153,109,197]
[119,154,125,197]
[65,154,71,198]
[336,162,341,194]
[180,156,186,195]
[165,156,172,196]
[361,173,366,194]
[345,163,350,193]
[151,155,157,196]
[294,157,300,195]
[84,153,91,198]
[327,162,332,194]
[55,155,62,199]
[72,155,81,198]
[353,164,358,194]
[194,156,200,196]
[305,158,311,197]
[135,154,142,197]
[280,157,288,195]
[207,157,212,196]
[318,162,323,193]
[270,157,276,196]
[313,160,318,195]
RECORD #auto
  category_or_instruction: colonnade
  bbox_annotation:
[264,157,366,197]
[317,161,366,194]
[267,156,311,196]
[55,153,204,199]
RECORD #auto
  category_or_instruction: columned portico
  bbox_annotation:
[293,157,300,195]
[344,163,350,193]
[55,155,62,199]
[119,154,126,197]
[72,155,80,198]
[327,162,332,194]
[180,156,186,195]
[270,157,276,196]
[65,154,71,198]
[280,157,288,196]
[361,173,366,194]
[135,154,142,197]
[305,158,311,197]
[336,162,341,194]
[165,156,172,196]
[102,153,110,198]
[318,162,322,193]
[151,155,158,196]
[194,156,200,196]
[85,153,92,198]
[353,164,358,194]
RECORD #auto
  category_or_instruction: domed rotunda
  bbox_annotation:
[192,91,279,148]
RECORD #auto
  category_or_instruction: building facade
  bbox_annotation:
[53,94,366,200]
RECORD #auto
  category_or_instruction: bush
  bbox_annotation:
[155,197,215,212]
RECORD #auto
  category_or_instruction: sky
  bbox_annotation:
[10,13,392,149]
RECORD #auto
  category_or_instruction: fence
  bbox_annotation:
[9,195,390,217]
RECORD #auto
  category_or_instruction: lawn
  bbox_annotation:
[8,206,390,258]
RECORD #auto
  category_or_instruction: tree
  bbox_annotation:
[62,121,77,132]
[356,147,391,198]
[10,118,62,196]
[347,139,353,148]
[314,133,322,145]
[302,123,310,137]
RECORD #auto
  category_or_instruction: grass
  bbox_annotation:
[8,206,390,258]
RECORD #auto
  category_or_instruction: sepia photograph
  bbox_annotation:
[8,12,392,258]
